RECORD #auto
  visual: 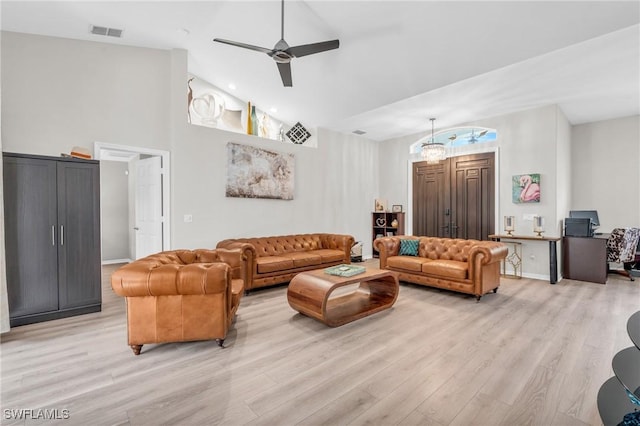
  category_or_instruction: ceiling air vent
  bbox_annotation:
[352,130,367,135]
[107,28,123,38]
[90,25,123,38]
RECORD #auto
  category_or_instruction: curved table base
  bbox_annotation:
[287,268,399,327]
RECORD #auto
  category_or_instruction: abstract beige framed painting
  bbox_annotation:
[226,142,294,200]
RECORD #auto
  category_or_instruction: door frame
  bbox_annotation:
[94,142,171,255]
[407,146,500,236]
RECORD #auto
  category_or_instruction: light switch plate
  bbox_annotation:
[184,214,193,223]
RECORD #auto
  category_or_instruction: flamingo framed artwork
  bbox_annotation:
[513,174,541,203]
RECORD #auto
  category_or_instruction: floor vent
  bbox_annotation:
[90,25,123,38]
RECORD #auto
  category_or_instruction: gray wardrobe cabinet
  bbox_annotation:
[3,153,101,326]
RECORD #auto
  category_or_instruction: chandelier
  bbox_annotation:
[421,117,446,164]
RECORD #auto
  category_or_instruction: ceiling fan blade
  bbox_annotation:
[277,62,293,87]
[287,39,339,58]
[213,38,273,54]
[478,130,488,137]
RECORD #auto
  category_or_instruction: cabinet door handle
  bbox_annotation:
[60,225,64,246]
[52,225,56,246]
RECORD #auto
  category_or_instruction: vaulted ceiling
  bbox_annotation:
[2,1,639,141]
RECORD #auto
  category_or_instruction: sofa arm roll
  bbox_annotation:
[215,240,257,290]
[320,234,355,262]
[199,248,248,282]
[469,242,508,265]
[112,262,231,297]
[216,241,256,260]
[374,237,401,268]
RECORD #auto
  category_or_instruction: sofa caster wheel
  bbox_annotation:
[216,339,225,348]
[493,288,498,293]
[131,345,143,355]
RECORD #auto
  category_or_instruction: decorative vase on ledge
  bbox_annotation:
[251,106,258,136]
[246,101,252,135]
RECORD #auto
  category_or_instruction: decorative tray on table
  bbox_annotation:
[324,264,366,277]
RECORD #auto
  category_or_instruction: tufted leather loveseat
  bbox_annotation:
[111,248,245,355]
[374,236,507,301]
[216,233,355,292]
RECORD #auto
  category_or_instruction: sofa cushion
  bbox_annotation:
[312,249,345,263]
[388,256,431,272]
[399,239,419,256]
[422,259,468,280]
[282,252,323,268]
[257,256,295,273]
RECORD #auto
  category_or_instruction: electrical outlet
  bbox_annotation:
[523,213,536,221]
[184,214,193,223]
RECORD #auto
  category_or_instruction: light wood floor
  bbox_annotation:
[1,259,638,425]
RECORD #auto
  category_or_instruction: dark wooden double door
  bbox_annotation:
[413,152,495,240]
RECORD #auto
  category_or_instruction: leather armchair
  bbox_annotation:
[111,249,245,355]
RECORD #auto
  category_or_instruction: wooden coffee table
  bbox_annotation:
[287,267,399,327]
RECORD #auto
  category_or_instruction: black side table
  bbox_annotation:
[598,311,640,425]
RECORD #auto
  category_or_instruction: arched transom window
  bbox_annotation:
[410,126,497,155]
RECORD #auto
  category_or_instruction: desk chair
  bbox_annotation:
[606,228,640,281]
[629,238,640,273]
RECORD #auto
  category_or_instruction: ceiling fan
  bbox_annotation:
[213,0,340,87]
[468,129,488,144]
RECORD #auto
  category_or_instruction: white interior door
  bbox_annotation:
[134,156,163,259]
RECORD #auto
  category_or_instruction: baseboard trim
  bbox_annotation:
[520,272,553,282]
[102,258,131,265]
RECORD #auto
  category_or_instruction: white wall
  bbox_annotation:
[2,30,638,302]
[379,105,567,279]
[0,29,9,333]
[571,115,640,231]
[100,161,130,262]
[166,46,377,254]
[1,32,378,263]
[1,31,172,156]
[555,108,572,236]
[167,123,378,251]
[378,106,640,279]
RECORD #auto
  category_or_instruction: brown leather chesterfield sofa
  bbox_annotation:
[216,233,355,292]
[111,249,245,355]
[374,236,507,301]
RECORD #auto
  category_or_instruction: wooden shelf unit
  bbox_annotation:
[372,211,405,258]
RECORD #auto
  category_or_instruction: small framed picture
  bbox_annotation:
[386,232,394,237]
[374,199,387,212]
[392,204,403,213]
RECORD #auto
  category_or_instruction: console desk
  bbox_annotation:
[488,234,561,284]
[562,234,609,284]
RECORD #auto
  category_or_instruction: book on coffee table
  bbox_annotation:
[324,264,366,277]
